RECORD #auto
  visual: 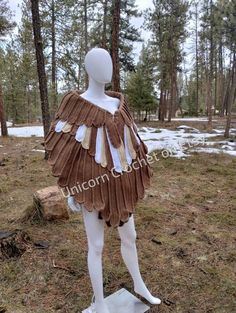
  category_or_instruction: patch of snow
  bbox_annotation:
[228,141,236,146]
[204,140,236,153]
[172,117,218,122]
[137,126,236,158]
[225,150,236,156]
[221,145,234,151]
[212,128,236,134]
[176,125,200,133]
[152,117,218,122]
[139,127,158,133]
[0,126,44,137]
[212,129,224,134]
[32,149,45,153]
[139,128,209,158]
[207,140,235,145]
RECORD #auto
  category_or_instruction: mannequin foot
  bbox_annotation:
[134,282,161,305]
[95,300,110,313]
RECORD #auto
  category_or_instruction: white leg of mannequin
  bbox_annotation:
[81,205,110,313]
[118,215,161,305]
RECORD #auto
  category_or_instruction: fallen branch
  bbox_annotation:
[52,259,78,275]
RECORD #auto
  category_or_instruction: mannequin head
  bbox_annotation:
[84,48,113,84]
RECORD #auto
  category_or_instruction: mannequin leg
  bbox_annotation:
[81,205,110,313]
[118,215,161,305]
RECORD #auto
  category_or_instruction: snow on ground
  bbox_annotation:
[139,127,215,158]
[190,137,236,157]
[32,149,45,153]
[138,126,236,158]
[0,126,44,137]
[151,117,219,122]
[176,125,200,133]
[0,123,235,159]
[171,117,218,122]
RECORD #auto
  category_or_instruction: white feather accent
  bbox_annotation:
[75,124,87,142]
[55,120,66,132]
[124,125,132,165]
[95,127,103,163]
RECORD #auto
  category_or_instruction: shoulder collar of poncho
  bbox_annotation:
[54,89,133,129]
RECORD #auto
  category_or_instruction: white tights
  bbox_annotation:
[81,205,161,313]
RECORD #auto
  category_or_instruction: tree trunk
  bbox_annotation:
[208,0,214,130]
[159,87,165,122]
[51,0,57,118]
[144,109,148,122]
[172,69,178,118]
[101,0,108,49]
[195,2,199,116]
[78,49,83,90]
[9,65,17,125]
[164,90,169,120]
[206,75,212,120]
[218,41,224,117]
[0,83,8,137]
[26,84,31,123]
[214,50,217,115]
[224,53,236,138]
[30,0,51,148]
[168,70,174,122]
[111,0,121,92]
[84,0,89,89]
[222,52,233,117]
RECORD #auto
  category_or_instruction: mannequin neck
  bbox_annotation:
[80,76,119,114]
[83,77,107,99]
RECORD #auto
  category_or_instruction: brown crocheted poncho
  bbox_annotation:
[44,89,153,227]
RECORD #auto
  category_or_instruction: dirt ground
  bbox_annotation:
[0,120,236,313]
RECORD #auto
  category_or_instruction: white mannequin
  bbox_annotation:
[68,48,161,313]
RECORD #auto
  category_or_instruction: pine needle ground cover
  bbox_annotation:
[0,127,235,313]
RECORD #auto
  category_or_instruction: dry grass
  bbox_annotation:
[0,133,236,313]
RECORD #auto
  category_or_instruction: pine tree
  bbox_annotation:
[145,0,189,121]
[223,0,236,137]
[40,0,97,91]
[125,43,157,121]
[191,1,200,116]
[18,0,40,123]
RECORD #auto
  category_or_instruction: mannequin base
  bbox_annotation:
[82,288,150,313]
